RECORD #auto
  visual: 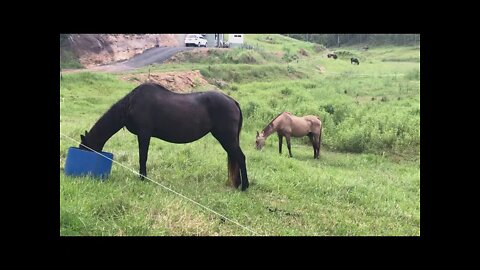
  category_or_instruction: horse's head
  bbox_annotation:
[79,130,92,151]
[255,131,266,150]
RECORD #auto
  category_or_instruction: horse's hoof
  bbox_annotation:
[241,182,249,191]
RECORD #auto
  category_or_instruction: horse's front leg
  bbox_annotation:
[137,133,151,180]
[278,134,283,154]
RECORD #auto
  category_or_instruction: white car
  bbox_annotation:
[185,34,208,47]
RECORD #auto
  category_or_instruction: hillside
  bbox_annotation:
[60,34,179,68]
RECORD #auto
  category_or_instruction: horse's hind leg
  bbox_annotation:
[226,146,249,190]
[137,132,151,180]
[314,133,321,159]
[211,130,249,191]
[285,135,293,157]
[233,147,249,191]
[308,133,316,159]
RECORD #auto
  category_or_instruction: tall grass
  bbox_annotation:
[60,36,420,236]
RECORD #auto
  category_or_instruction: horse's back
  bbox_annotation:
[303,115,321,125]
[125,84,241,142]
[129,84,239,117]
[303,115,321,123]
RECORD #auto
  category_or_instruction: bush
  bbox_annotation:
[335,50,356,59]
[287,65,296,73]
[324,104,335,115]
[243,101,260,119]
[281,87,292,96]
[234,50,265,64]
[313,44,326,53]
[325,104,352,125]
[336,126,369,153]
[298,48,309,56]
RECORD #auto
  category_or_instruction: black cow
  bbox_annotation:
[327,53,337,59]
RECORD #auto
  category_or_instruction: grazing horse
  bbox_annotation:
[255,112,322,159]
[327,53,338,59]
[79,83,249,191]
[351,58,360,65]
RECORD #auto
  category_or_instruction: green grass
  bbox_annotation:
[60,35,420,236]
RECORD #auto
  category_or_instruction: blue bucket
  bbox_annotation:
[64,147,114,179]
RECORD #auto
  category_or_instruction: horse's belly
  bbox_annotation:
[154,129,210,143]
[290,125,312,137]
[126,108,213,143]
[291,130,308,137]
[152,120,212,143]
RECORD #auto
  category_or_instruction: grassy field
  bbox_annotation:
[60,34,420,236]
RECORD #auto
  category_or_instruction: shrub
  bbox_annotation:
[298,48,309,56]
[324,104,335,115]
[335,50,356,59]
[281,87,292,96]
[313,44,326,53]
[243,101,260,119]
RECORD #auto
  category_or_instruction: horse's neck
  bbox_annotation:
[86,111,125,151]
[86,125,115,152]
[262,119,280,138]
[82,88,130,151]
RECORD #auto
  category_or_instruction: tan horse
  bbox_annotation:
[255,112,323,159]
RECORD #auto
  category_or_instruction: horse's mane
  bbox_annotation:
[263,112,290,133]
[143,82,173,92]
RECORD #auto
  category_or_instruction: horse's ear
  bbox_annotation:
[80,134,85,142]
[256,131,259,137]
[84,130,88,136]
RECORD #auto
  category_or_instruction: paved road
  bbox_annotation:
[63,46,194,74]
[123,46,193,68]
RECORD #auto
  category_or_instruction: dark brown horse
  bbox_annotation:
[79,83,249,190]
[255,112,322,159]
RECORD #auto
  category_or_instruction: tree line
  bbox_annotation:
[283,34,420,47]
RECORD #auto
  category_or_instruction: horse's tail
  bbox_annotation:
[235,100,243,139]
[226,100,243,188]
[318,120,323,158]
[228,154,241,188]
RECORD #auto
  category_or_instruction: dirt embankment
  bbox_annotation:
[120,70,211,93]
[65,34,179,68]
[166,48,214,63]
